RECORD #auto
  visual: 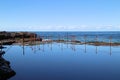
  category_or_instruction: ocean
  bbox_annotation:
[35,31,120,43]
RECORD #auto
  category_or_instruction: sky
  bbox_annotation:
[0,0,120,31]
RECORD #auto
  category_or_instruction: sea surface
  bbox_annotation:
[35,31,120,43]
[2,31,120,80]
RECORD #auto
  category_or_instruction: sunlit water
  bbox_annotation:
[3,43,120,80]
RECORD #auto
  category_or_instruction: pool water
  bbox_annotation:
[3,42,120,80]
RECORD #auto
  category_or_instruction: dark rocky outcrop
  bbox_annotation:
[0,31,37,40]
[0,51,16,80]
[0,31,42,45]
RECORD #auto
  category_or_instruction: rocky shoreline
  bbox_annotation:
[0,31,42,45]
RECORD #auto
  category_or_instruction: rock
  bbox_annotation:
[0,53,16,80]
[0,51,5,57]
[0,46,6,49]
[0,31,38,40]
[0,31,42,45]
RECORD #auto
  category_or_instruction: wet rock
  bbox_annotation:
[0,31,42,45]
[0,54,16,80]
[0,31,38,40]
[0,51,5,57]
[0,46,6,49]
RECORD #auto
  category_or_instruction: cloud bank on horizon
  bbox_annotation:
[0,0,120,31]
[1,25,120,31]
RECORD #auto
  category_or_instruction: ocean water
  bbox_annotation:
[35,31,120,43]
[2,31,120,80]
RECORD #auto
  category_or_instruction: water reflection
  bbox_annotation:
[96,46,98,54]
[4,42,120,80]
[19,41,115,56]
[0,51,16,80]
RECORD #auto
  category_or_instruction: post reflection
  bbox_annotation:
[20,41,114,56]
[19,35,116,56]
[96,46,98,54]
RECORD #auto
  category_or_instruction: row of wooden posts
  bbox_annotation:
[21,40,112,56]
[21,34,113,56]
[22,33,113,45]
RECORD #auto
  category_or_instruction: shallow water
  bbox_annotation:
[3,43,120,80]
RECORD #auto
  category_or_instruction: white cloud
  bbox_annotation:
[26,25,119,31]
[1,24,119,31]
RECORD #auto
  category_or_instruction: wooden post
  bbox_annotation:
[95,35,98,54]
[58,34,61,41]
[30,35,33,44]
[66,33,69,48]
[47,36,49,47]
[109,36,112,56]
[71,35,76,42]
[22,33,25,55]
[58,34,61,46]
[50,35,52,51]
[38,36,41,51]
[61,36,63,51]
[84,35,87,53]
[34,34,36,44]
[66,32,68,42]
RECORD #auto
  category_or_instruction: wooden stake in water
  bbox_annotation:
[109,36,112,56]
[34,34,36,53]
[61,36,63,51]
[84,35,87,53]
[71,35,76,42]
[66,32,69,48]
[58,34,61,46]
[95,35,98,54]
[47,36,49,47]
[34,34,36,44]
[42,36,45,52]
[38,35,41,50]
[66,32,69,42]
[22,33,25,55]
[50,35,52,51]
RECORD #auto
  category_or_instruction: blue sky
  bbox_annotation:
[0,0,120,31]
